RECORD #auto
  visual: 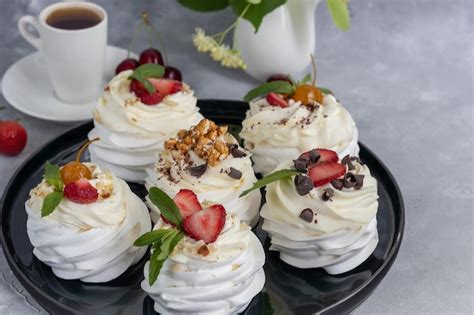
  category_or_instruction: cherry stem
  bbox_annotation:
[128,21,142,59]
[75,138,100,163]
[310,53,317,86]
[142,11,168,65]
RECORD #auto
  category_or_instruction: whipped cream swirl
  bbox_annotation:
[25,164,151,282]
[89,70,203,183]
[261,160,379,274]
[240,94,359,174]
[145,136,261,227]
[142,214,265,314]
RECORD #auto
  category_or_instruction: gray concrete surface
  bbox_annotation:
[0,0,472,314]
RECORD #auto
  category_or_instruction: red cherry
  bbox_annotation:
[115,58,139,74]
[163,66,182,81]
[266,74,291,83]
[139,48,164,66]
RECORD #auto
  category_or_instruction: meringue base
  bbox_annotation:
[262,217,378,275]
[26,194,151,283]
[141,233,265,314]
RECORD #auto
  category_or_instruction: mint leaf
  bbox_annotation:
[148,247,166,286]
[44,161,63,192]
[240,169,301,197]
[298,73,312,85]
[129,64,165,93]
[134,229,175,246]
[148,187,183,227]
[327,0,350,31]
[177,0,229,11]
[230,0,287,33]
[148,230,184,285]
[41,191,63,217]
[244,81,294,102]
[319,87,333,95]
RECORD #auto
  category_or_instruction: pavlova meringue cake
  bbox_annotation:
[25,140,151,282]
[240,76,359,174]
[88,64,203,183]
[243,148,378,274]
[136,188,265,314]
[145,118,261,226]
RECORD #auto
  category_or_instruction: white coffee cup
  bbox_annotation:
[18,2,107,104]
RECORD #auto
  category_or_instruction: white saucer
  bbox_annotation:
[1,46,135,123]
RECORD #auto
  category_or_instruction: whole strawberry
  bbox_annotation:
[0,121,27,156]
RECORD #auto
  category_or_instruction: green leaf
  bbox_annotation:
[240,169,301,197]
[148,187,183,227]
[44,162,63,192]
[230,0,287,33]
[41,191,63,217]
[326,0,351,31]
[134,229,175,247]
[148,231,184,285]
[298,73,312,85]
[177,0,229,12]
[148,247,166,286]
[319,87,334,95]
[128,64,165,93]
[243,81,295,102]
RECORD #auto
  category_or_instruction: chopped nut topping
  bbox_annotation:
[197,244,210,256]
[164,119,234,166]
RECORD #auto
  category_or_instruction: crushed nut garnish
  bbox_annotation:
[197,244,210,256]
[164,119,234,166]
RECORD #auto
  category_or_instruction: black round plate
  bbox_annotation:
[1,100,404,315]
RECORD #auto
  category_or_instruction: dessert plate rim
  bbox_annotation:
[0,99,405,315]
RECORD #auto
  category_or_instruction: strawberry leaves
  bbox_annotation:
[128,64,165,93]
[41,161,64,217]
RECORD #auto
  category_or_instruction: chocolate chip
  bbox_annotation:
[354,174,365,190]
[227,167,242,179]
[189,163,207,177]
[351,156,363,165]
[299,208,313,222]
[343,172,357,188]
[293,157,310,172]
[308,149,321,163]
[321,188,334,201]
[294,174,314,196]
[342,155,355,170]
[228,144,246,158]
[331,179,344,190]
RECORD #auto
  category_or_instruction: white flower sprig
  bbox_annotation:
[192,3,252,70]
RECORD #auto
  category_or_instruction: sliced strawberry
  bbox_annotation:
[130,78,182,105]
[64,178,98,204]
[183,204,226,243]
[266,92,288,108]
[148,78,182,95]
[173,189,202,218]
[300,148,339,164]
[308,162,346,187]
[130,79,164,105]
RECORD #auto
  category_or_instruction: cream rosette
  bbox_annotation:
[88,70,203,183]
[240,94,359,174]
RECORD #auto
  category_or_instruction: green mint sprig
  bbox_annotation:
[128,64,165,94]
[243,74,333,102]
[240,169,301,197]
[134,187,185,285]
[41,161,64,217]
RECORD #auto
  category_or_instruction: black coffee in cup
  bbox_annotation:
[46,7,102,30]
